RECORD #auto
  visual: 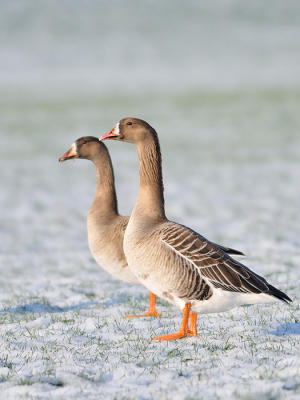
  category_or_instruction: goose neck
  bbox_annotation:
[134,135,166,220]
[91,153,118,217]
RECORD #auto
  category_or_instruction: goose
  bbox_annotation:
[99,118,292,341]
[59,136,161,318]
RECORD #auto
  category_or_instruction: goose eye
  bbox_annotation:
[127,122,132,126]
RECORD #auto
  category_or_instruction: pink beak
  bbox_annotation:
[99,125,120,141]
[59,146,78,162]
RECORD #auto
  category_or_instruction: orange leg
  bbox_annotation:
[126,291,161,318]
[188,313,199,337]
[152,303,191,341]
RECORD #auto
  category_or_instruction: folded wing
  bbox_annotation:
[161,223,291,303]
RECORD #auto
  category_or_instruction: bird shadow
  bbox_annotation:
[267,322,300,336]
[0,302,96,316]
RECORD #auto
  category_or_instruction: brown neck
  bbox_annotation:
[134,133,166,220]
[90,151,119,217]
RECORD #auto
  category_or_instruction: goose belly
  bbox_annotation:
[123,232,188,309]
[91,248,141,285]
[191,288,280,314]
[88,227,141,286]
[136,275,188,310]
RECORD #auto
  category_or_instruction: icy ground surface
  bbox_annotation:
[1,1,300,399]
[0,90,299,400]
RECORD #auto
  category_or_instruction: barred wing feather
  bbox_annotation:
[160,223,291,303]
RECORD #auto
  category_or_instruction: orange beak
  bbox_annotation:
[99,124,120,141]
[59,144,78,162]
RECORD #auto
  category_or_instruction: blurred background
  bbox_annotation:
[0,0,299,293]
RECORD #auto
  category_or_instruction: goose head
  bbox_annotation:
[99,118,155,144]
[59,136,106,162]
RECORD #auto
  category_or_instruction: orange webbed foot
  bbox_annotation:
[152,331,188,341]
[147,311,161,317]
[126,314,149,319]
[152,303,191,342]
[188,330,200,338]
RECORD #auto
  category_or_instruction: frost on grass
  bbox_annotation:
[1,26,300,397]
[0,250,299,400]
[1,119,300,399]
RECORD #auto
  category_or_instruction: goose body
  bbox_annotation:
[124,220,281,315]
[59,136,159,317]
[100,118,291,341]
[87,213,137,284]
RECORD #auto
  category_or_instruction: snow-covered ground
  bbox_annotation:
[1,90,299,400]
[1,1,300,399]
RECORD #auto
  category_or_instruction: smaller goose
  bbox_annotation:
[59,136,161,318]
[100,119,292,341]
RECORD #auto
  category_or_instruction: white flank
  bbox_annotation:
[191,288,280,315]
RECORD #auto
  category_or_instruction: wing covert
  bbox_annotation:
[161,222,270,296]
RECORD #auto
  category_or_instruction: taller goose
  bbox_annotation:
[100,118,292,341]
[59,136,160,318]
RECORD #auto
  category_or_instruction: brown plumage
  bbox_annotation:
[99,118,291,341]
[59,136,161,318]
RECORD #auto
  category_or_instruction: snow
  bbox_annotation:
[1,1,300,399]
[1,94,300,399]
